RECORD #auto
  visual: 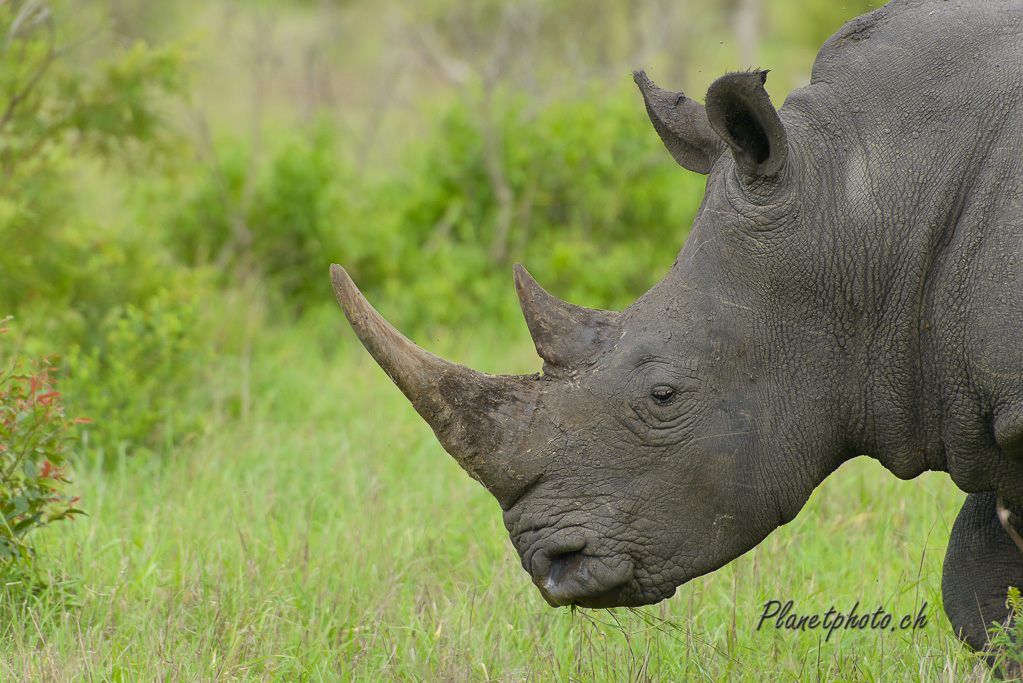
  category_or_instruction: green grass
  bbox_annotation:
[1,320,996,681]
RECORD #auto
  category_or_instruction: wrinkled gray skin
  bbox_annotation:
[331,0,1023,660]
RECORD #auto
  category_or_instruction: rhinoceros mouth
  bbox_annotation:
[534,549,635,608]
[523,534,638,607]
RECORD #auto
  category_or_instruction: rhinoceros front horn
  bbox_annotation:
[330,264,540,502]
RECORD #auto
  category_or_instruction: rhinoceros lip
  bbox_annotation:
[533,550,635,608]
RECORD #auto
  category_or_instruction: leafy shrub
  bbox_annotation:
[988,586,1023,677]
[0,317,86,574]
[63,292,212,468]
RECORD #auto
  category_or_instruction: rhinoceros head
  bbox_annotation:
[332,69,853,608]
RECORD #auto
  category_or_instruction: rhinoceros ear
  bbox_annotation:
[633,70,726,175]
[514,263,621,375]
[705,70,788,178]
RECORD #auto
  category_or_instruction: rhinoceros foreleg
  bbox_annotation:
[943,491,1023,668]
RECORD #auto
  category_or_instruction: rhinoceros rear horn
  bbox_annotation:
[633,70,727,175]
[330,264,540,500]
[705,70,788,178]
[514,263,622,375]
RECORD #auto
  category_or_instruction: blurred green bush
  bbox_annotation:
[0,3,190,317]
[165,120,348,310]
[0,1,211,465]
[168,82,706,330]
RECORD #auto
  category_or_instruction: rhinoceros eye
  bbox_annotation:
[651,385,676,405]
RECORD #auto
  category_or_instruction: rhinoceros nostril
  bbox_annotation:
[527,537,583,579]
